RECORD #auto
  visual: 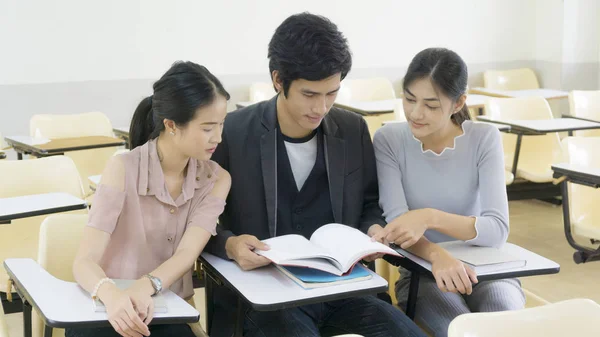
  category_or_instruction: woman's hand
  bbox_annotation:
[430,249,478,295]
[371,209,433,249]
[125,278,155,325]
[100,284,150,337]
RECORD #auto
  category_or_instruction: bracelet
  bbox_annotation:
[91,277,115,300]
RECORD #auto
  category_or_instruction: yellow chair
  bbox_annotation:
[569,90,600,137]
[561,137,600,250]
[29,112,119,196]
[0,307,8,337]
[249,82,277,102]
[338,78,396,102]
[483,68,539,91]
[0,156,87,299]
[485,97,562,182]
[448,298,600,337]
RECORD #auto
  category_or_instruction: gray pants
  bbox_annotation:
[395,268,525,337]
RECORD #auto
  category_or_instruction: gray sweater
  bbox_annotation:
[373,121,509,247]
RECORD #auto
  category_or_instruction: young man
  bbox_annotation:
[206,12,425,337]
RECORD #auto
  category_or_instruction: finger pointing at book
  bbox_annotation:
[225,234,272,271]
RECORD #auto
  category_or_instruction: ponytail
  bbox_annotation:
[129,95,163,149]
[451,103,472,126]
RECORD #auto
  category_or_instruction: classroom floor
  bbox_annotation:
[3,199,599,337]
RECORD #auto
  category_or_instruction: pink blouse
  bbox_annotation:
[87,139,225,299]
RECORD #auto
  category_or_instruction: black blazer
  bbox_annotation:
[206,96,386,259]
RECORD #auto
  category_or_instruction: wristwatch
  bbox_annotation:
[144,274,162,295]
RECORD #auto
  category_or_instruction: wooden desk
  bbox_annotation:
[4,258,199,337]
[385,242,560,319]
[200,253,387,337]
[4,136,125,160]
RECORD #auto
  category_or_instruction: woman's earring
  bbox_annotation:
[170,131,175,136]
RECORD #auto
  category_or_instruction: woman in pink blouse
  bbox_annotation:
[67,61,231,337]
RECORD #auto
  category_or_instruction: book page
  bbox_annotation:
[255,234,337,265]
[309,224,400,273]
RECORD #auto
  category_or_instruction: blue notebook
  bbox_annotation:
[276,263,373,289]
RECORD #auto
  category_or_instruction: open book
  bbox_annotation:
[439,241,527,274]
[255,223,401,276]
[93,279,168,313]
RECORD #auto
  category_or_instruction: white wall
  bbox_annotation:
[0,0,537,86]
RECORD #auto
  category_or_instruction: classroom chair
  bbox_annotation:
[485,96,562,183]
[559,136,600,263]
[32,214,209,337]
[249,82,277,102]
[483,68,539,91]
[29,112,119,196]
[447,298,600,337]
[0,156,87,314]
[0,308,8,337]
[338,77,396,103]
[569,90,600,137]
[504,171,514,185]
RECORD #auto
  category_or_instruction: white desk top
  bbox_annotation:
[395,242,559,280]
[552,163,600,179]
[335,95,490,115]
[0,192,87,221]
[477,116,600,133]
[382,120,510,131]
[201,253,388,310]
[4,258,199,327]
[4,136,51,146]
[470,88,568,100]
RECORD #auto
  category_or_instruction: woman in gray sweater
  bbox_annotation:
[371,48,525,337]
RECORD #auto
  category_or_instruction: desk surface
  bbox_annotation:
[200,253,388,311]
[552,163,600,185]
[476,116,600,133]
[4,136,125,155]
[4,258,199,328]
[388,242,559,282]
[470,88,568,100]
[0,192,87,222]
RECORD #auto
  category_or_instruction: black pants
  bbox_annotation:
[65,323,195,337]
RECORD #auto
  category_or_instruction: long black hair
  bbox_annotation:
[129,61,230,149]
[403,48,470,125]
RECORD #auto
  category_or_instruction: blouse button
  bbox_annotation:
[170,208,175,214]
[167,237,173,242]
[196,176,200,181]
[207,173,212,179]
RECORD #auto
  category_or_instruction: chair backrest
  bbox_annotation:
[483,68,539,90]
[30,112,113,139]
[339,78,396,102]
[393,101,406,122]
[249,82,277,102]
[29,112,118,195]
[485,97,562,181]
[0,155,84,199]
[448,298,600,337]
[561,137,600,239]
[38,214,88,281]
[569,90,600,137]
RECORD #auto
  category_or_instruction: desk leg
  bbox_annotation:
[405,272,420,320]
[17,151,23,160]
[23,301,32,337]
[234,297,247,337]
[511,133,523,178]
[568,130,573,137]
[43,325,52,337]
